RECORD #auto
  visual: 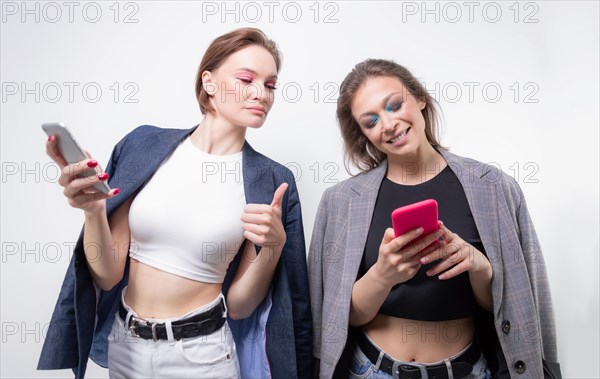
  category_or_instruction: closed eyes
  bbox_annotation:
[386,102,402,112]
[237,77,277,91]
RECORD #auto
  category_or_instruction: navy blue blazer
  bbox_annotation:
[37,125,312,378]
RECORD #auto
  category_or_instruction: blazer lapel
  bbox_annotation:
[241,141,275,255]
[345,163,388,282]
[241,140,275,206]
[441,150,504,315]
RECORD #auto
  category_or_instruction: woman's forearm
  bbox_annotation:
[226,242,283,319]
[469,264,493,312]
[350,266,393,326]
[82,200,130,291]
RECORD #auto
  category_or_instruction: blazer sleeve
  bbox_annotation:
[514,183,562,377]
[37,132,128,372]
[284,179,313,379]
[307,188,330,376]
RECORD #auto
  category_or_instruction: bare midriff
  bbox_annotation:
[124,258,222,319]
[364,313,475,363]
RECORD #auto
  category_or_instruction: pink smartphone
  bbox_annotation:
[391,199,439,241]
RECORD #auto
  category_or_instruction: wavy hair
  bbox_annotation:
[337,59,445,173]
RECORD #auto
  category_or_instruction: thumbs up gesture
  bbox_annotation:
[241,183,288,250]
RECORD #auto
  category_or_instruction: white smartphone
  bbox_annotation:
[41,122,112,194]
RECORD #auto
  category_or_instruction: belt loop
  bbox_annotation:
[392,361,400,379]
[444,358,454,379]
[122,286,133,331]
[219,293,227,317]
[125,310,134,331]
[151,322,158,342]
[373,349,385,372]
[418,365,429,379]
[165,319,175,343]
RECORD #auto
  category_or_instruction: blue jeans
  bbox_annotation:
[349,339,491,379]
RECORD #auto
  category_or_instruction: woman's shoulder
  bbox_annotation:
[319,165,384,203]
[113,124,190,147]
[112,125,198,162]
[442,149,519,187]
[442,149,524,206]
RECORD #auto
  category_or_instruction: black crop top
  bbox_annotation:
[359,165,486,321]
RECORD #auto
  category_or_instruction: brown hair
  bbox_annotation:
[337,59,444,173]
[195,28,282,114]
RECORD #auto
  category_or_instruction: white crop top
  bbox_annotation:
[128,136,246,283]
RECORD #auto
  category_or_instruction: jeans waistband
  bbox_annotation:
[118,288,226,341]
[357,330,481,379]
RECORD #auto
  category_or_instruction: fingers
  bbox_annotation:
[384,227,424,252]
[422,238,484,280]
[270,183,288,209]
[244,182,288,214]
[375,229,423,285]
[243,203,277,215]
[418,237,446,258]
[241,222,269,236]
[406,229,444,256]
[419,236,460,264]
[67,191,114,209]
[45,135,68,167]
[380,227,396,246]
[58,159,101,187]
[46,136,118,210]
[418,221,459,264]
[243,183,288,220]
[387,228,442,258]
[241,222,285,248]
[63,172,110,197]
[240,207,281,225]
[438,221,457,243]
[242,230,278,248]
[241,184,288,248]
[428,259,471,280]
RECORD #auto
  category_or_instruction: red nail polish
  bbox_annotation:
[87,160,98,168]
[98,173,109,181]
[112,188,120,195]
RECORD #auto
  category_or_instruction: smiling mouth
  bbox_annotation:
[388,127,410,143]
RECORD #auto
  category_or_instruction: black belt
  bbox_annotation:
[118,298,226,341]
[357,331,481,379]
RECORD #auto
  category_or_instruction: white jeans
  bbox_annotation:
[108,291,240,379]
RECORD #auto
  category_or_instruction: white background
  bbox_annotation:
[1,1,598,378]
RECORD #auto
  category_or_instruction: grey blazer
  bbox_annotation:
[309,149,561,378]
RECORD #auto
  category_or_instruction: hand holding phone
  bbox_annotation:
[391,199,439,247]
[42,122,112,194]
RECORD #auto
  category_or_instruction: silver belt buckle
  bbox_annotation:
[393,361,428,379]
[129,316,159,341]
[129,316,147,338]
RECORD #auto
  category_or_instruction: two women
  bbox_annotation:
[38,28,311,379]
[39,28,560,379]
